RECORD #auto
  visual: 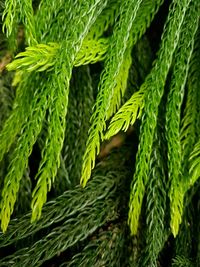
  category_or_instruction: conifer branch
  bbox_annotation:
[31,0,108,222]
[0,77,52,232]
[0,74,37,163]
[18,0,37,46]
[2,0,18,37]
[81,0,143,187]
[0,151,130,265]
[139,121,167,267]
[172,256,194,267]
[165,1,199,237]
[63,223,126,267]
[104,0,163,139]
[128,0,192,235]
[6,38,109,72]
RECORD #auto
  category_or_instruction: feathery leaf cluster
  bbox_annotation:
[0,0,200,266]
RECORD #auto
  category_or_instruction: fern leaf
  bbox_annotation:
[128,0,191,235]
[60,66,94,188]
[180,27,200,165]
[187,31,200,187]
[75,38,109,67]
[81,0,143,187]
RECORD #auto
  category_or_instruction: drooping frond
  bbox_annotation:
[0,76,52,232]
[63,223,126,267]
[0,149,130,265]
[165,1,199,237]
[187,30,200,188]
[17,0,36,45]
[60,66,94,188]
[105,45,132,120]
[0,73,38,163]
[104,0,163,139]
[172,256,194,267]
[2,0,36,47]
[128,0,192,235]
[180,28,200,167]
[2,0,18,37]
[81,0,147,187]
[87,0,121,40]
[139,121,168,267]
[30,1,108,223]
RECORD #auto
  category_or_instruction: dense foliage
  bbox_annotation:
[0,0,200,266]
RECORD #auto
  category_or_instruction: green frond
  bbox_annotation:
[63,223,126,267]
[81,0,144,188]
[187,31,200,188]
[87,0,121,40]
[18,0,37,46]
[2,0,18,37]
[0,74,37,163]
[180,27,200,166]
[128,0,191,235]
[0,76,51,232]
[60,66,94,188]
[104,0,163,139]
[105,45,133,120]
[189,141,200,187]
[31,0,108,222]
[75,38,109,67]
[7,38,109,72]
[0,153,129,265]
[6,43,59,72]
[165,1,199,237]
[2,0,36,47]
[14,168,32,215]
[139,122,167,267]
[172,256,194,267]
[105,89,144,140]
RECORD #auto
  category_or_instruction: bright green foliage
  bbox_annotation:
[81,0,164,187]
[7,38,109,72]
[105,89,144,139]
[128,0,192,235]
[166,1,199,237]
[188,33,200,187]
[7,43,59,72]
[0,0,200,265]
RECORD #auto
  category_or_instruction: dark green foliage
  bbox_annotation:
[0,0,200,266]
